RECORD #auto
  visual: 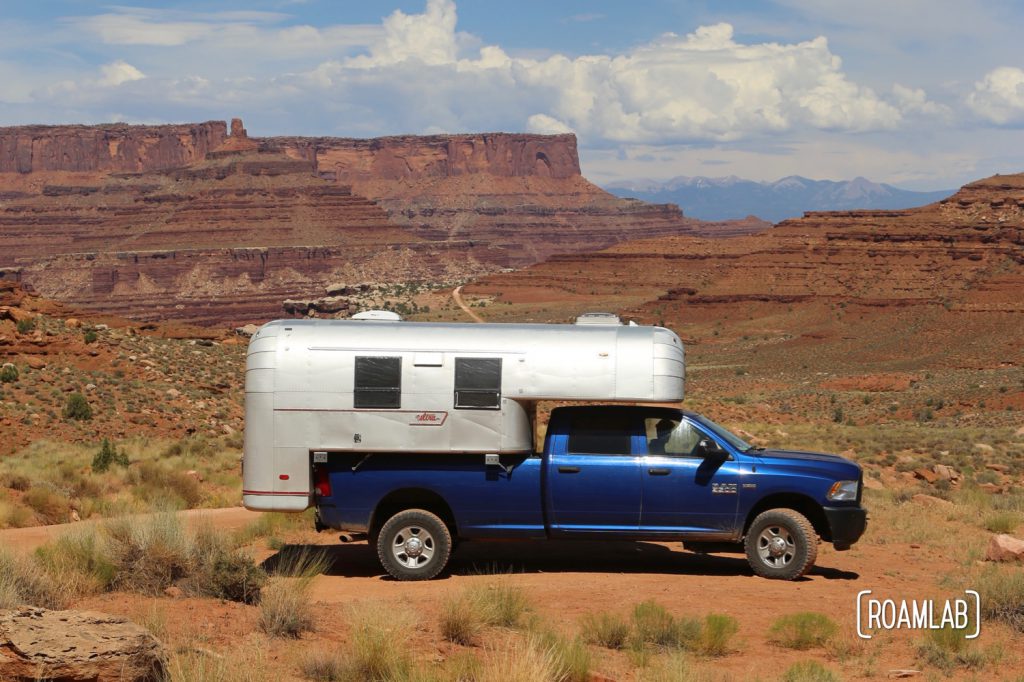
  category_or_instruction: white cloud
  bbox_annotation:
[294,6,910,144]
[967,67,1024,125]
[98,60,145,87]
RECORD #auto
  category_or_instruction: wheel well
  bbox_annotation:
[370,488,457,540]
[744,493,830,542]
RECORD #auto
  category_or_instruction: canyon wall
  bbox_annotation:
[0,121,227,174]
[0,118,736,324]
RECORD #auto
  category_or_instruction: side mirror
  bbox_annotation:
[698,439,727,459]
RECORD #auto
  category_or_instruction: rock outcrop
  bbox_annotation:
[0,121,227,174]
[0,607,166,681]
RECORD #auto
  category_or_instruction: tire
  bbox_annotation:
[744,508,818,580]
[376,508,452,581]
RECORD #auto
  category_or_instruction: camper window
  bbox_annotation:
[354,356,402,408]
[454,357,502,409]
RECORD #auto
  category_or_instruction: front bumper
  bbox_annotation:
[823,505,867,550]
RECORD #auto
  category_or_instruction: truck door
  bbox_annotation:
[639,416,742,535]
[545,411,643,534]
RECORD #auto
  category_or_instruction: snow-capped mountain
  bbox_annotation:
[605,175,954,223]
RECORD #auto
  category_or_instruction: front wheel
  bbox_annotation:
[376,509,452,581]
[744,508,818,580]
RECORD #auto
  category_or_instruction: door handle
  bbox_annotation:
[557,466,581,474]
[648,468,671,476]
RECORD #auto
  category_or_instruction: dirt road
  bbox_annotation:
[452,285,485,323]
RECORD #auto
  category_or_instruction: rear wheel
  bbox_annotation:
[376,508,452,581]
[744,508,818,580]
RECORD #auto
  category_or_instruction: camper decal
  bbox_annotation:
[410,411,448,426]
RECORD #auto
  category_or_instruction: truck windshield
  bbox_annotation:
[690,414,752,452]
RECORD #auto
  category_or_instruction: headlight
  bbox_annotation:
[827,480,859,501]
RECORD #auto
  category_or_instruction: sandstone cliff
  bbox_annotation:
[0,118,742,324]
[0,121,227,174]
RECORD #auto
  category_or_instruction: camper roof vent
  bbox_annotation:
[575,312,622,326]
[351,310,403,321]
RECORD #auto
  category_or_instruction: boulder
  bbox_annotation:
[932,464,960,482]
[911,494,954,509]
[23,356,45,370]
[234,324,260,338]
[914,468,939,484]
[0,606,166,681]
[862,476,885,491]
[985,534,1024,562]
[0,306,33,324]
[985,463,1010,473]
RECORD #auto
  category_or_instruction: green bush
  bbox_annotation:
[782,660,839,682]
[580,611,631,649]
[0,365,17,383]
[83,330,98,344]
[63,393,93,421]
[768,612,838,650]
[16,318,35,335]
[92,439,129,473]
[697,613,738,657]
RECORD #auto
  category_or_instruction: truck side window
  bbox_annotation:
[567,413,633,455]
[354,356,402,408]
[454,357,502,409]
[645,418,701,457]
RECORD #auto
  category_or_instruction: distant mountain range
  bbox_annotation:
[604,175,954,223]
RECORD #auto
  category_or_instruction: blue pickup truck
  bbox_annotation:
[312,405,867,581]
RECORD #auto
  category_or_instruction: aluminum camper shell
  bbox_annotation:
[242,318,684,511]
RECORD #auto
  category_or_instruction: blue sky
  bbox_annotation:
[2,1,1023,189]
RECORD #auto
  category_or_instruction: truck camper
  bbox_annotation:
[243,313,866,580]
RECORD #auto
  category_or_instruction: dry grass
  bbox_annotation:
[580,611,631,649]
[258,546,329,638]
[341,602,416,681]
[768,612,839,650]
[0,435,243,528]
[780,660,839,682]
[439,591,484,645]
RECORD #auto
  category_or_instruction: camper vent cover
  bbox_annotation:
[351,310,403,321]
[575,312,622,326]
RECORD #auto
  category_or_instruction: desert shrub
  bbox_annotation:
[440,592,483,645]
[580,611,631,649]
[768,612,839,650]
[130,461,203,508]
[469,581,530,627]
[781,660,839,682]
[16,318,34,334]
[695,613,738,657]
[103,513,192,594]
[632,600,700,650]
[530,630,591,682]
[24,485,70,524]
[63,392,93,421]
[974,565,1024,631]
[983,511,1020,534]
[163,434,215,459]
[339,604,414,680]
[916,625,988,673]
[258,546,327,637]
[186,525,266,604]
[35,527,118,594]
[83,330,98,344]
[0,549,69,609]
[479,639,558,682]
[92,438,130,473]
[299,652,348,682]
[0,364,17,383]
[0,472,31,491]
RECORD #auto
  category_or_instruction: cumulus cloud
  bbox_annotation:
[967,67,1024,125]
[98,60,145,87]
[2,0,957,147]
[288,3,913,144]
